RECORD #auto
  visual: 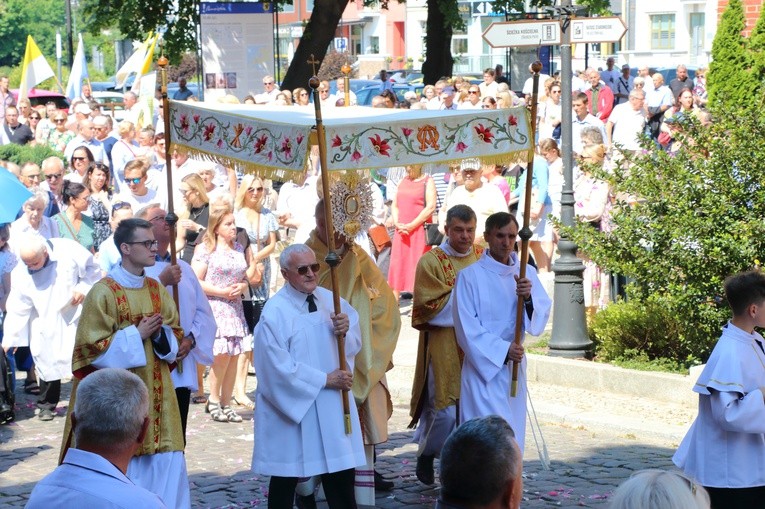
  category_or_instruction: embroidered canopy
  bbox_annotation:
[168,101,534,178]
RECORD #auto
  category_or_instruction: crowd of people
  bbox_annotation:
[0,60,733,509]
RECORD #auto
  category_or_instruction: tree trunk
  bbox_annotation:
[422,0,454,85]
[281,0,350,92]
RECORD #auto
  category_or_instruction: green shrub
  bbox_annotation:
[0,144,64,167]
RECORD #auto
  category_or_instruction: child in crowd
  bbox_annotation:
[673,270,765,508]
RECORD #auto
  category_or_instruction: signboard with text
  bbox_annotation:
[482,19,562,48]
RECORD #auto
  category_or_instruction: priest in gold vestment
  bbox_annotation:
[409,204,482,486]
[61,218,190,508]
[303,199,401,505]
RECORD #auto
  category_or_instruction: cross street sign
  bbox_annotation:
[570,17,627,44]
[482,20,562,48]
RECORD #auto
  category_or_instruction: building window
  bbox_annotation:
[369,36,379,54]
[280,1,294,13]
[306,0,314,12]
[651,14,675,50]
[452,38,468,55]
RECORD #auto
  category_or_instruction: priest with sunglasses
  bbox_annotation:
[252,243,365,508]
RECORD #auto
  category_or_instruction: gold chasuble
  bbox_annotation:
[409,245,483,425]
[306,231,401,444]
[61,277,185,461]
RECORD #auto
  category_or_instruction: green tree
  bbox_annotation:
[0,0,65,67]
[568,110,765,364]
[748,2,765,96]
[708,0,758,109]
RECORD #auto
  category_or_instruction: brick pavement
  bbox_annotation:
[0,304,686,508]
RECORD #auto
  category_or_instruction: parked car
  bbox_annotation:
[168,82,202,100]
[354,83,424,106]
[92,91,125,121]
[11,89,70,110]
[628,66,697,84]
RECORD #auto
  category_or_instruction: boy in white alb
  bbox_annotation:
[673,270,765,508]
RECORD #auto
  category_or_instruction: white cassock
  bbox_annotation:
[95,265,190,509]
[146,259,216,390]
[3,238,101,381]
[252,284,366,477]
[674,322,765,488]
[453,250,552,453]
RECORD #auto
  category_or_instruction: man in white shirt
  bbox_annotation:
[116,159,166,212]
[64,118,106,163]
[600,57,621,95]
[571,92,607,156]
[452,212,551,454]
[606,89,646,153]
[27,368,167,508]
[479,68,499,98]
[614,64,635,105]
[255,75,280,105]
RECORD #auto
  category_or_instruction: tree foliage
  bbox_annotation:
[567,109,765,364]
[0,0,65,67]
[708,0,759,109]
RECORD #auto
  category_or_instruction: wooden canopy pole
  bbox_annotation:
[511,60,542,397]
[308,55,352,434]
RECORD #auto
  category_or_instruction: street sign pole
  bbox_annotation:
[549,1,592,358]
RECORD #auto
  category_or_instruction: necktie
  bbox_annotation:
[306,294,317,313]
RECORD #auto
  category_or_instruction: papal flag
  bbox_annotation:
[65,34,89,100]
[19,35,55,101]
[115,33,153,89]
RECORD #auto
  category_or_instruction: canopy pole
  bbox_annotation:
[511,60,541,397]
[308,55,352,434]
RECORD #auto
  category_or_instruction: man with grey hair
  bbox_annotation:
[252,243,366,508]
[584,67,614,122]
[3,234,100,421]
[40,156,66,211]
[670,64,694,100]
[27,368,167,508]
[63,118,106,163]
[606,88,647,153]
[123,91,141,125]
[438,415,523,509]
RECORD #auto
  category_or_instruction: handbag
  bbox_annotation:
[424,223,444,246]
[368,224,391,252]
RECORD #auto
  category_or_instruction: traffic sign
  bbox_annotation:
[482,20,562,48]
[570,17,627,44]
[334,37,348,52]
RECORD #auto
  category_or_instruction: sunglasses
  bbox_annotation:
[54,118,66,123]
[112,201,131,214]
[263,82,275,86]
[125,240,158,250]
[469,90,480,94]
[30,116,40,120]
[295,263,320,275]
[45,173,63,180]
[127,177,143,185]
[247,186,264,192]
[481,105,492,109]
[72,156,88,162]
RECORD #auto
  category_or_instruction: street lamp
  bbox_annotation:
[548,1,592,358]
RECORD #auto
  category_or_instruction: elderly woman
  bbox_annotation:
[293,87,310,106]
[10,191,61,244]
[46,111,75,153]
[610,470,710,509]
[176,173,211,264]
[110,120,140,189]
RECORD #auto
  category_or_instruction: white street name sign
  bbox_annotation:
[482,20,562,48]
[570,17,627,43]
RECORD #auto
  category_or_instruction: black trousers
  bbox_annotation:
[706,485,765,509]
[176,387,190,443]
[268,468,356,509]
[37,379,61,411]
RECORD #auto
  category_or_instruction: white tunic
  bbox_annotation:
[3,238,101,381]
[252,284,366,477]
[453,251,552,453]
[27,448,167,509]
[673,322,765,488]
[146,259,216,390]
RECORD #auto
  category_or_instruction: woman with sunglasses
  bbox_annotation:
[176,173,210,264]
[538,81,562,142]
[232,175,278,408]
[45,112,75,153]
[110,120,140,189]
[82,162,113,250]
[25,108,43,146]
[53,180,96,253]
[67,146,95,183]
[293,87,310,106]
[191,200,261,423]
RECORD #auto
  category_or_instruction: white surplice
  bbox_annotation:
[453,250,552,453]
[674,322,765,488]
[97,265,190,509]
[3,238,101,381]
[252,284,366,477]
[146,259,215,390]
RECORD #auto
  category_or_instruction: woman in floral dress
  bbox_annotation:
[191,202,261,423]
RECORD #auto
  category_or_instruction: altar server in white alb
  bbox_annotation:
[3,235,101,422]
[453,212,552,453]
[252,243,366,508]
[674,270,765,509]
